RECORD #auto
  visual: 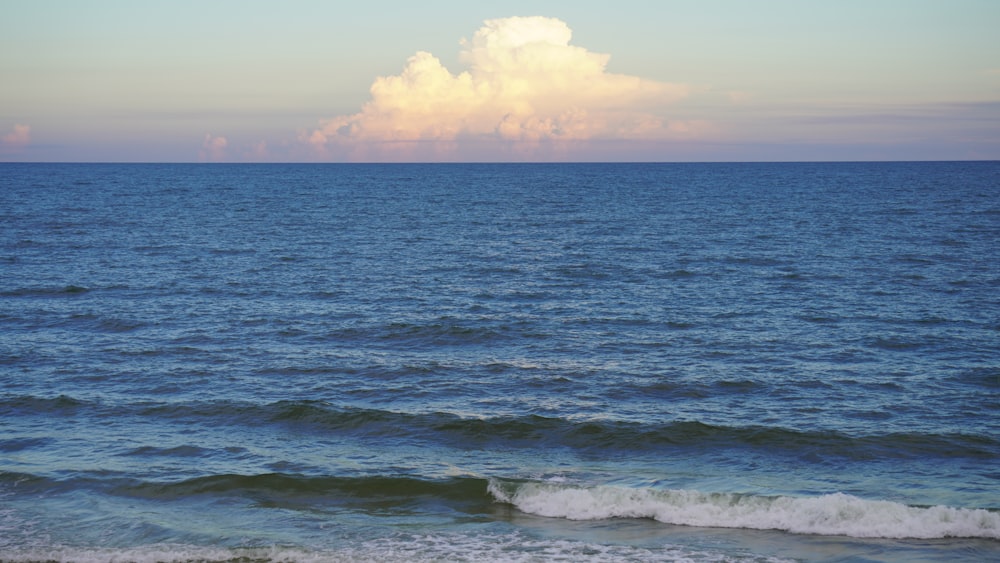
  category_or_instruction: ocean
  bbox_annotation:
[0,161,997,562]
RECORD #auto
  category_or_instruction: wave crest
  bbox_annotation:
[488,479,1000,540]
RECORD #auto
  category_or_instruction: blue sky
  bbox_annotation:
[1,0,998,161]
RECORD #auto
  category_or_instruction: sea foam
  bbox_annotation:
[488,479,1000,539]
[0,534,793,563]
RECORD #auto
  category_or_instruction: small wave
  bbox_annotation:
[0,285,90,297]
[1,470,495,516]
[632,379,760,401]
[0,394,89,416]
[123,445,214,458]
[58,312,145,332]
[549,263,613,280]
[663,269,697,279]
[0,470,79,497]
[488,479,1000,540]
[322,321,528,347]
[869,336,929,351]
[118,473,491,507]
[958,367,1000,389]
[0,437,52,453]
[11,397,996,461]
[378,321,522,345]
[0,309,144,333]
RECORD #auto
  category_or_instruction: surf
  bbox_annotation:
[488,478,1000,540]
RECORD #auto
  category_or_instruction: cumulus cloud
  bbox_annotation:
[2,124,31,149]
[199,133,228,162]
[307,16,692,160]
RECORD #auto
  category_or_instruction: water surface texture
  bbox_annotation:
[1,162,998,562]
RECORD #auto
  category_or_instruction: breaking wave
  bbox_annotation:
[488,479,1000,540]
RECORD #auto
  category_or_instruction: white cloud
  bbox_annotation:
[199,133,228,162]
[2,124,31,149]
[307,17,692,160]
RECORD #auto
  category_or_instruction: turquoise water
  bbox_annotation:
[1,162,998,562]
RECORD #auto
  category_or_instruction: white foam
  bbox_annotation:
[488,479,1000,540]
[0,534,791,563]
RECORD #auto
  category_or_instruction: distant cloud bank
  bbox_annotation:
[199,133,228,162]
[2,124,31,150]
[306,17,693,161]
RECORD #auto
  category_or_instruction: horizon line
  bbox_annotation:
[2,159,998,165]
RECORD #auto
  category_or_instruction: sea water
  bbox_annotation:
[1,162,997,562]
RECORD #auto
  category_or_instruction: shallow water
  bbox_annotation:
[1,162,998,562]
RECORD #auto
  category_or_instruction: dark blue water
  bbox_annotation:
[1,162,998,562]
